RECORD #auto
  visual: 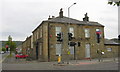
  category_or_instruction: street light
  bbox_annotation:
[67,3,76,64]
[68,3,76,18]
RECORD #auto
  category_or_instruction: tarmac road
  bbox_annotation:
[2,57,119,70]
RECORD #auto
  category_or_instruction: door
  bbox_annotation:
[36,42,39,59]
[85,44,90,58]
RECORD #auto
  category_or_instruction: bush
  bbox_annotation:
[2,47,6,51]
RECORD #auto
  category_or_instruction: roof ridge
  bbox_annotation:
[43,16,104,26]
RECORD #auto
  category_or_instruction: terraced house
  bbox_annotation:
[22,35,33,58]
[30,9,105,62]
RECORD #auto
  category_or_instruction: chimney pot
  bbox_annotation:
[52,16,55,18]
[83,13,89,21]
[59,8,63,18]
[48,15,52,20]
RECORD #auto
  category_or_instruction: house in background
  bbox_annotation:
[30,9,105,62]
[104,39,120,58]
[22,35,33,58]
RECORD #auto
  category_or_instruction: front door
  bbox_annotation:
[85,44,90,58]
[36,42,39,59]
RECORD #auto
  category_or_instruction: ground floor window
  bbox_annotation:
[69,46,74,54]
[85,44,91,58]
[107,48,112,52]
[56,44,61,55]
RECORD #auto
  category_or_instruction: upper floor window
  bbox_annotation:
[84,28,90,38]
[96,28,102,37]
[37,31,39,39]
[55,27,61,36]
[96,29,100,32]
[69,27,74,37]
[40,28,42,38]
[96,28,102,43]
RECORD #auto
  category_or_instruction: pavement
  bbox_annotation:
[2,55,119,70]
[2,55,118,65]
[53,57,118,66]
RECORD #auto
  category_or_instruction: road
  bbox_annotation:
[0,52,10,72]
[0,52,9,63]
[2,59,119,70]
[1,53,119,70]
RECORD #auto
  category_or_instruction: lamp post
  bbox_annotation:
[68,3,76,18]
[67,3,76,64]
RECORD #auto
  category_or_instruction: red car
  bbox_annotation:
[15,54,28,59]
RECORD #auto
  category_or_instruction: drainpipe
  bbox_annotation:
[48,23,50,62]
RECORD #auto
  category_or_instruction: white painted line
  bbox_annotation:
[0,55,9,63]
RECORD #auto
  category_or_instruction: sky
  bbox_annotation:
[0,0,119,41]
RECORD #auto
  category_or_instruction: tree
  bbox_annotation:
[108,0,120,6]
[5,41,16,53]
[5,35,16,55]
[10,42,16,52]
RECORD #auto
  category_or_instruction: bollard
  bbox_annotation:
[58,54,61,64]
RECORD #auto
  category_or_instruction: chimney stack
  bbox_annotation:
[59,8,63,18]
[83,13,89,21]
[48,15,52,20]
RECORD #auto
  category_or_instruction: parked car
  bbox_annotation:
[0,51,5,54]
[15,54,28,59]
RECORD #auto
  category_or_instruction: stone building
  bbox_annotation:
[16,45,22,54]
[31,9,105,62]
[22,35,33,58]
[104,39,120,58]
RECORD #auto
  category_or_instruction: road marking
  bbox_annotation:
[0,55,9,63]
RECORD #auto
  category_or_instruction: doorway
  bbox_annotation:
[36,42,39,59]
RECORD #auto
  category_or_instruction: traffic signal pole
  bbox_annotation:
[66,3,76,64]
[56,32,64,64]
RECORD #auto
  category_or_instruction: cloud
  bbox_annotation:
[1,32,28,41]
[0,0,118,41]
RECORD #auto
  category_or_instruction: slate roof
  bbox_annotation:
[44,16,104,27]
[33,16,104,33]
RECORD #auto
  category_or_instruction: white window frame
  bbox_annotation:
[56,44,61,55]
[69,27,74,37]
[96,28,101,32]
[107,48,112,52]
[40,28,42,38]
[69,46,74,54]
[85,28,90,38]
[55,27,61,36]
[37,30,39,39]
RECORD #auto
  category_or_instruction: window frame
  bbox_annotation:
[69,46,74,54]
[55,27,61,36]
[56,44,62,55]
[69,27,74,37]
[84,28,90,38]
